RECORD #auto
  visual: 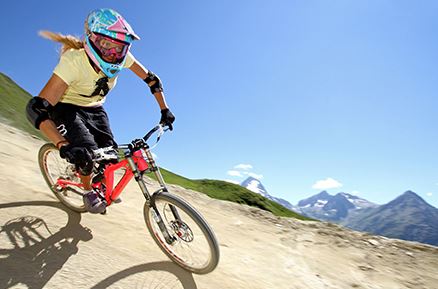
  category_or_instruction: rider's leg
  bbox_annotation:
[50,103,106,213]
[77,106,119,211]
[85,106,117,148]
[83,106,121,203]
[80,174,92,191]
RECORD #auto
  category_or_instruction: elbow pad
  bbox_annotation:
[143,70,163,94]
[26,96,53,129]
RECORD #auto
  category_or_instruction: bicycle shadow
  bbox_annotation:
[0,200,92,289]
[0,200,199,289]
[91,261,198,289]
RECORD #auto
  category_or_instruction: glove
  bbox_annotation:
[160,108,175,130]
[59,144,93,167]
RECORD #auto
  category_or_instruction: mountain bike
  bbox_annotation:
[37,124,220,274]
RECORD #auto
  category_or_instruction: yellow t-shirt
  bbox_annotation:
[53,48,135,107]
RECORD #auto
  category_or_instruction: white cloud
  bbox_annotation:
[224,179,240,185]
[427,192,433,197]
[350,190,360,196]
[247,172,263,180]
[227,170,243,177]
[234,164,253,170]
[312,178,343,190]
[226,164,262,180]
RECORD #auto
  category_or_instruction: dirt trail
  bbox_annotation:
[0,123,437,289]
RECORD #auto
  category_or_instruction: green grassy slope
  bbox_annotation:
[0,72,44,138]
[151,168,312,220]
[1,72,311,221]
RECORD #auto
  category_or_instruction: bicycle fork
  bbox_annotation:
[126,154,177,244]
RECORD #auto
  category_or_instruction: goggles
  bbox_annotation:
[90,33,130,63]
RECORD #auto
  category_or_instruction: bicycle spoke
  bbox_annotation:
[145,192,219,274]
[39,144,86,212]
[161,204,210,265]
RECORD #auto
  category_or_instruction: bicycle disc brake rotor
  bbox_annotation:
[170,220,194,242]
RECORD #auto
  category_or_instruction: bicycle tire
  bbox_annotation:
[144,192,220,274]
[38,143,86,212]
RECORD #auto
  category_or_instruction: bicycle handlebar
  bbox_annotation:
[143,124,164,143]
[94,124,170,161]
[143,123,171,146]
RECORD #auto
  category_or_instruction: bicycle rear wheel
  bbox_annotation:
[38,143,86,212]
[144,192,220,274]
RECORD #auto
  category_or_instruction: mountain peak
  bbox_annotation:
[297,191,332,207]
[297,191,377,221]
[240,177,268,197]
[317,191,331,198]
[242,176,259,182]
[395,190,424,202]
[339,192,359,199]
[381,190,435,212]
[402,190,419,198]
[239,177,298,212]
[345,190,438,246]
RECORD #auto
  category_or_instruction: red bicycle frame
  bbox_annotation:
[95,158,135,206]
[55,149,151,206]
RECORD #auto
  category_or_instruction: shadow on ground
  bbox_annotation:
[0,200,197,289]
[91,261,197,289]
[0,200,91,288]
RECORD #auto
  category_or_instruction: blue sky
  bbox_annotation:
[2,1,438,207]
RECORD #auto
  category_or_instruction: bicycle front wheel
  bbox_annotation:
[144,192,220,274]
[38,143,86,212]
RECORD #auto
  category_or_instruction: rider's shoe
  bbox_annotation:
[83,189,107,214]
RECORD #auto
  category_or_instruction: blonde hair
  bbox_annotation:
[39,30,84,54]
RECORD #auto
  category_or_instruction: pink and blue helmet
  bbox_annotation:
[84,8,140,78]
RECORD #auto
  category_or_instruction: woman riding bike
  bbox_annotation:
[26,8,175,214]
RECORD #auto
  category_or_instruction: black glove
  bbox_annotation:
[59,144,93,167]
[160,108,175,130]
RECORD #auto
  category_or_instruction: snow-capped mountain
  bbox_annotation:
[297,191,377,221]
[340,193,377,210]
[342,191,438,246]
[240,177,297,211]
[239,178,380,221]
[240,176,269,198]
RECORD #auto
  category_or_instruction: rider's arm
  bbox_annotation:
[129,60,169,110]
[37,74,69,148]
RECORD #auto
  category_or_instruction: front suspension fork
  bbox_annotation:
[127,154,181,244]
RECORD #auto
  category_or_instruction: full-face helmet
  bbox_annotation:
[84,8,140,77]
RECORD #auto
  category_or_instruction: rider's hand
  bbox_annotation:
[160,108,175,131]
[59,144,93,167]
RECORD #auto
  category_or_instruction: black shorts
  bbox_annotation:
[50,103,116,150]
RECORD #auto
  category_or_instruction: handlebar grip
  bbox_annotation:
[143,125,161,142]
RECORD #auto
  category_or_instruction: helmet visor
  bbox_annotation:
[90,33,130,64]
